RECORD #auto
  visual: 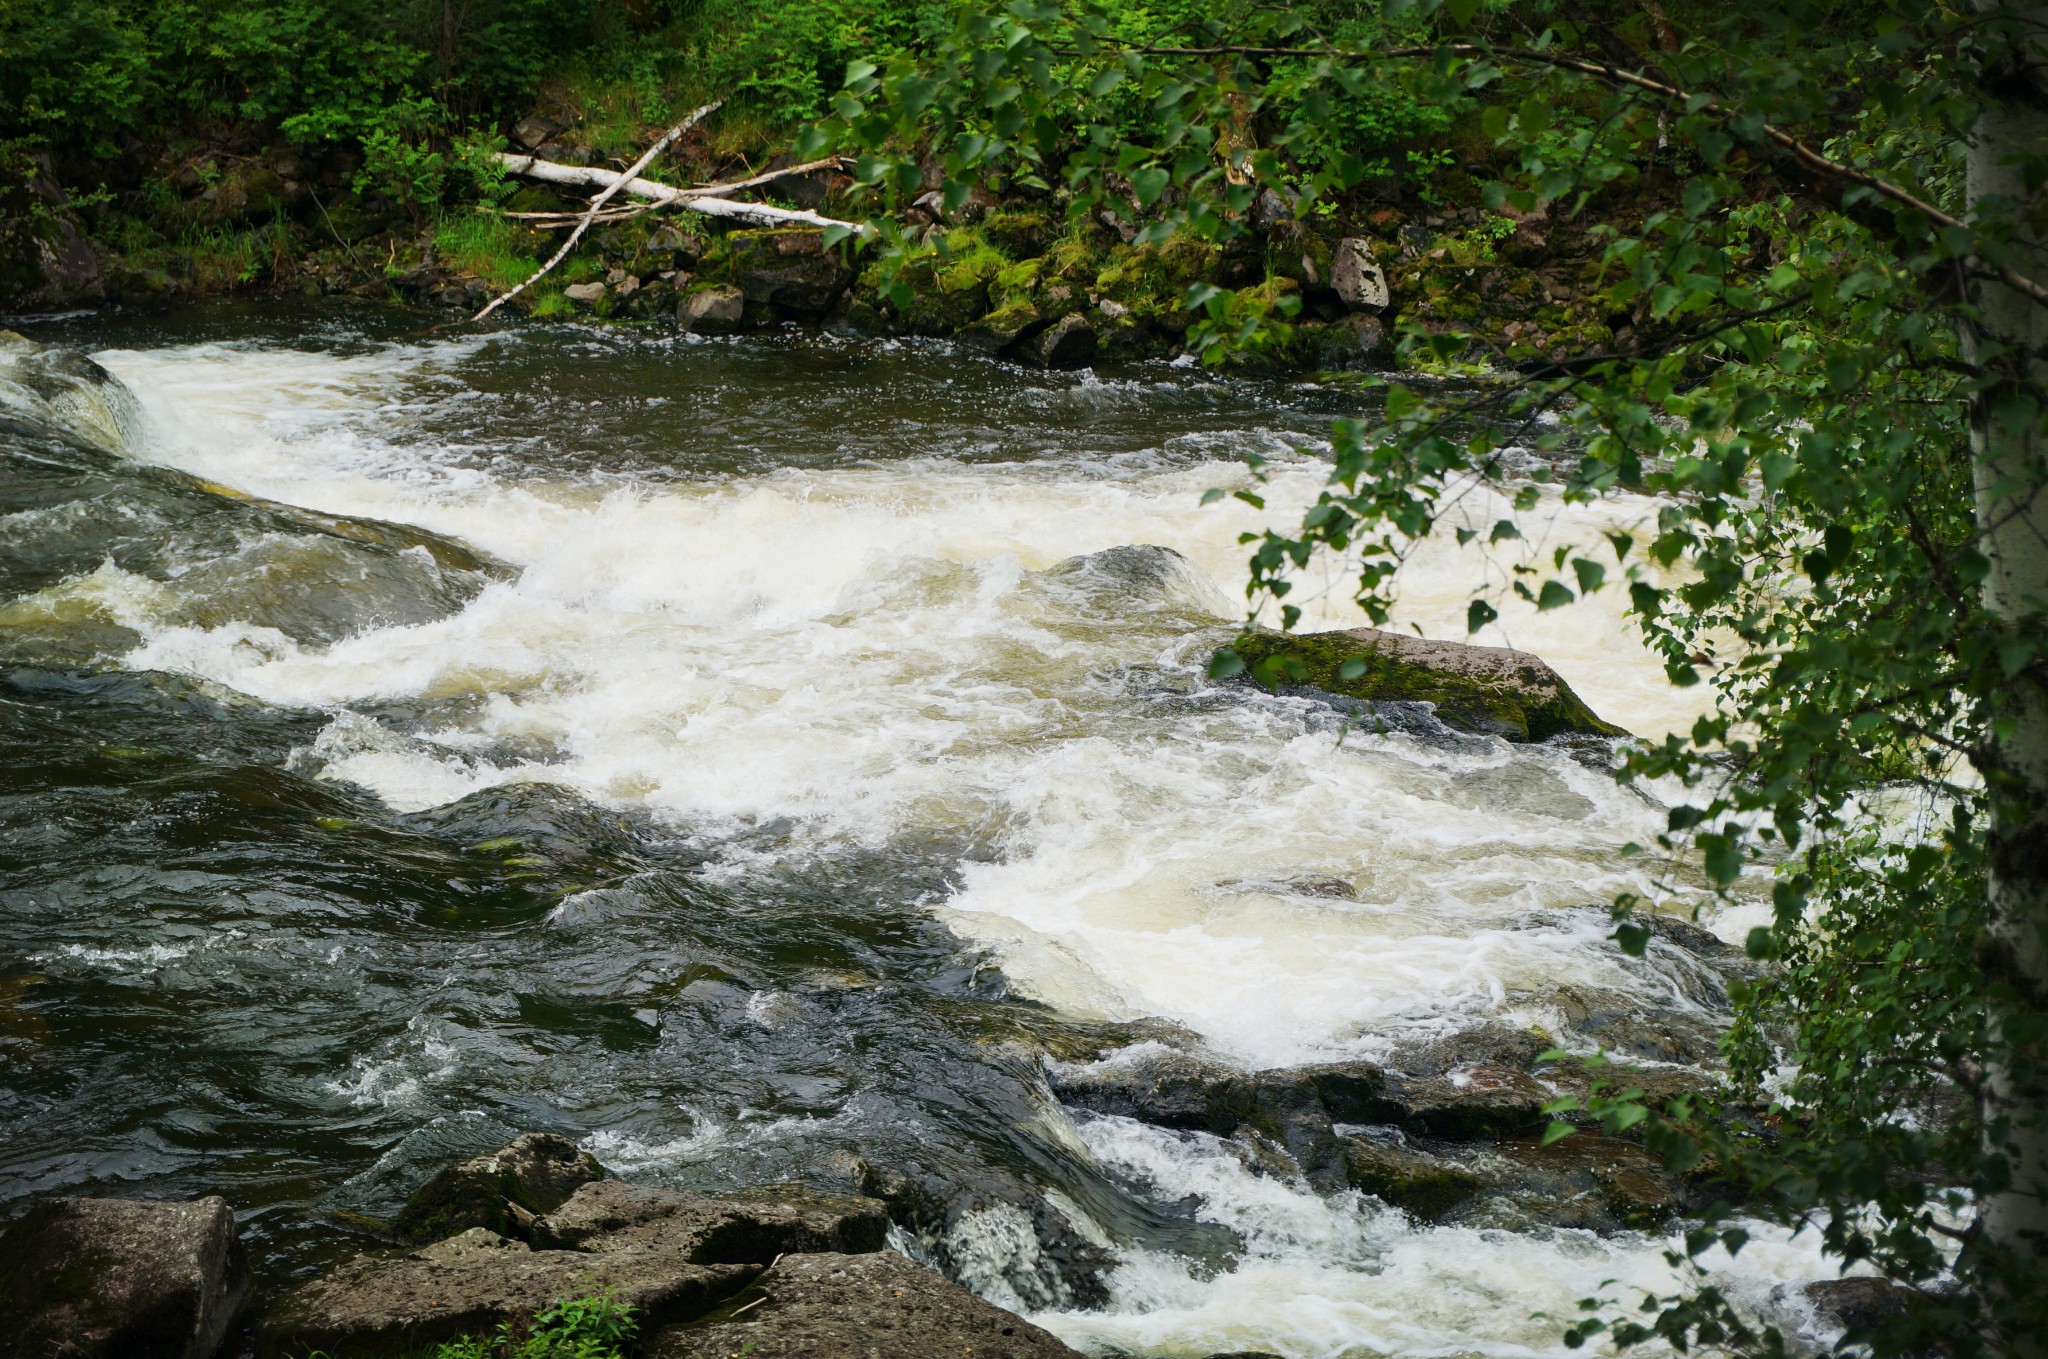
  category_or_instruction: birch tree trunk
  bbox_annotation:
[1967,1,2048,1337]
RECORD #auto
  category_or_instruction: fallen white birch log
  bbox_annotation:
[492,153,866,233]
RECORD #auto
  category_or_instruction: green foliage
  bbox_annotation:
[678,0,956,125]
[420,1290,637,1359]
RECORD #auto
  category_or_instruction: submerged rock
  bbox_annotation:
[645,1251,1084,1358]
[391,1132,606,1243]
[0,1196,251,1359]
[1228,626,1626,741]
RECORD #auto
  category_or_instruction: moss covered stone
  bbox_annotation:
[1228,626,1626,741]
[1340,1137,1485,1220]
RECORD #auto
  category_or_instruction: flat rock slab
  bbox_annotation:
[0,1196,251,1359]
[259,1241,754,1358]
[536,1179,890,1262]
[647,1251,1084,1359]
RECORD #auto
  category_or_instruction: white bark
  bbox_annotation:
[474,103,722,322]
[1968,0,2048,1334]
[492,153,866,233]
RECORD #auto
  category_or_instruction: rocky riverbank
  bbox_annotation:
[3,114,1645,377]
[0,1009,1725,1359]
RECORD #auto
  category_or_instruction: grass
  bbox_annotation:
[434,213,544,292]
[295,1291,637,1359]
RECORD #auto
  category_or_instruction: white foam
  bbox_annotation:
[1033,1114,1843,1359]
[80,335,1799,1356]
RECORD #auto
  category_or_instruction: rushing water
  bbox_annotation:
[0,305,1842,1356]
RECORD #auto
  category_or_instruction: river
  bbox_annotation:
[0,306,1840,1356]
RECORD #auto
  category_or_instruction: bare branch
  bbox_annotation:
[473,100,722,323]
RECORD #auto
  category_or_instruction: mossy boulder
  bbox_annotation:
[979,209,1054,259]
[390,1132,606,1244]
[1340,1137,1485,1220]
[1227,626,1626,742]
[956,297,1048,355]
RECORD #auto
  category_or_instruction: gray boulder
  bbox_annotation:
[533,1179,889,1262]
[1385,1064,1552,1140]
[1796,1277,1918,1333]
[1296,1059,1403,1124]
[0,1196,251,1359]
[1031,313,1098,367]
[645,1251,1084,1358]
[1332,238,1389,311]
[678,285,745,334]
[727,229,851,316]
[391,1131,605,1244]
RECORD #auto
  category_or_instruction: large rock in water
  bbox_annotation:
[1228,626,1626,741]
[0,1196,251,1359]
[391,1131,605,1242]
[725,229,851,317]
[262,1173,893,1357]
[645,1251,1085,1358]
[259,1234,755,1358]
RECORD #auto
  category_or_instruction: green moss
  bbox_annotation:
[1094,236,1219,315]
[434,213,542,292]
[1341,1142,1485,1220]
[991,257,1044,302]
[1229,628,1625,741]
[978,208,1053,259]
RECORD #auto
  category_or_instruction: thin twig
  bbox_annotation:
[308,187,373,281]
[472,100,722,322]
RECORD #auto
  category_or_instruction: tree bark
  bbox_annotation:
[474,102,722,323]
[492,154,865,233]
[1967,1,2048,1342]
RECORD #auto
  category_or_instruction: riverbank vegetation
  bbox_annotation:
[3,3,2044,1357]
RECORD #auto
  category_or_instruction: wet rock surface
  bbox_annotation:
[1048,1046,1255,1136]
[1229,625,1627,741]
[258,1235,756,1357]
[391,1131,606,1243]
[256,1135,1078,1357]
[0,1196,251,1359]
[646,1251,1085,1359]
[533,1179,890,1261]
